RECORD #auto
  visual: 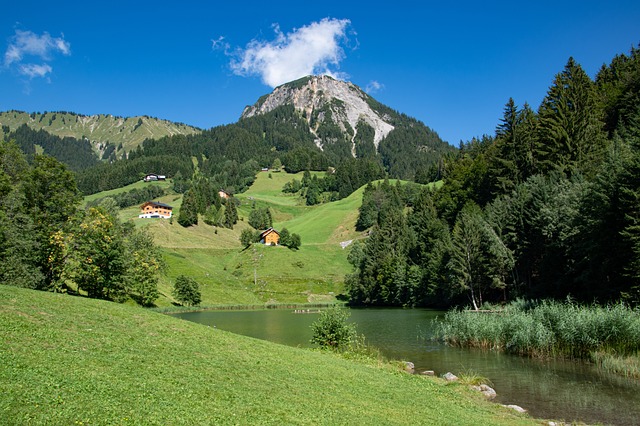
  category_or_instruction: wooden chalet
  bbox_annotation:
[218,189,231,199]
[259,228,280,246]
[139,201,173,219]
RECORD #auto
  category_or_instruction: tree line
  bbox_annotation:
[346,47,640,308]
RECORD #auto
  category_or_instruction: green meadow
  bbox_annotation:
[0,285,537,425]
[88,171,365,306]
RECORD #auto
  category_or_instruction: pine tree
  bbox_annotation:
[223,197,238,229]
[537,57,607,176]
[177,189,199,227]
[489,98,520,195]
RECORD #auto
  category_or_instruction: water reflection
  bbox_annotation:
[174,308,640,425]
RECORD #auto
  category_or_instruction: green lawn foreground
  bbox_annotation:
[0,286,537,425]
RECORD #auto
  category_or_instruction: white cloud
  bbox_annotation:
[365,80,384,94]
[19,63,53,78]
[211,36,230,54]
[228,18,351,87]
[4,29,70,79]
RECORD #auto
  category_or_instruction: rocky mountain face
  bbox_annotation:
[241,75,397,154]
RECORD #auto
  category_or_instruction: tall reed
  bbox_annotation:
[435,300,640,362]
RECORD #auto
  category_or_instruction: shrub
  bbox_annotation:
[172,275,202,306]
[240,228,258,248]
[310,306,356,351]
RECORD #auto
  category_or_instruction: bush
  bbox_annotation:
[288,233,301,249]
[172,275,202,306]
[240,228,258,248]
[279,227,301,249]
[310,306,356,351]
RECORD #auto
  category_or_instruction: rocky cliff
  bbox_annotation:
[241,75,396,153]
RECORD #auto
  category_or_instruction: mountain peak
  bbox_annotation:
[241,75,395,152]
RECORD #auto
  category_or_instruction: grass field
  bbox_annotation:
[85,173,430,307]
[84,171,363,306]
[0,285,537,425]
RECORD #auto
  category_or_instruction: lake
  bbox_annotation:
[174,308,640,425]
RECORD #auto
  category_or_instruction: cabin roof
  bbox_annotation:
[259,227,279,238]
[141,201,173,209]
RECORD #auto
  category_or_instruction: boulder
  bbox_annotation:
[502,404,527,414]
[403,361,415,372]
[420,370,435,376]
[442,372,459,382]
[471,384,497,399]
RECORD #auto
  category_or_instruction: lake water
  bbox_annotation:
[174,308,640,425]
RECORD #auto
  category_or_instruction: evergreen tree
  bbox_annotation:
[305,176,321,205]
[248,206,272,230]
[223,197,238,229]
[488,98,521,196]
[348,204,413,305]
[0,141,43,289]
[407,188,452,304]
[203,204,218,226]
[177,189,198,227]
[537,57,607,176]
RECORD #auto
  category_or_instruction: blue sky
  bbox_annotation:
[1,1,639,144]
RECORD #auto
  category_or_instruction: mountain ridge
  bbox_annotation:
[242,75,397,153]
[2,76,453,185]
[0,110,201,158]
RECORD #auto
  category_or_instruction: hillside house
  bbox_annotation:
[260,228,280,246]
[218,189,231,199]
[143,173,166,182]
[139,201,173,219]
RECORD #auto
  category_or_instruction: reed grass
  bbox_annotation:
[591,351,640,379]
[435,300,640,376]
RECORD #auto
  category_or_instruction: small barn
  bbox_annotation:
[139,201,173,219]
[259,228,280,246]
[218,189,231,199]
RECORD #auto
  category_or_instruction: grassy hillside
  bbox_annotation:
[0,285,537,425]
[87,173,431,307]
[0,110,200,155]
[97,172,363,306]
